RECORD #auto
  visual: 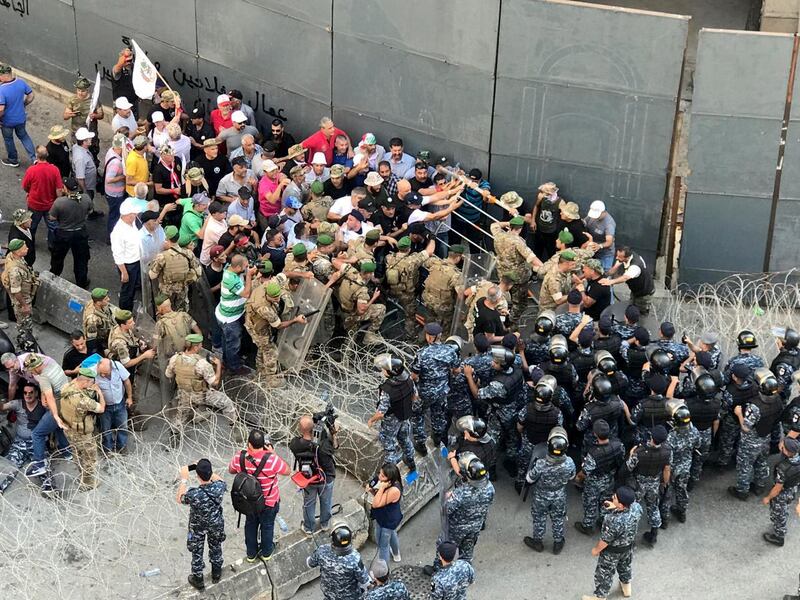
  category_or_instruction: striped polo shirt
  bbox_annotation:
[215,268,246,323]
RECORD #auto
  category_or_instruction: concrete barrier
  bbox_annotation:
[34,271,93,335]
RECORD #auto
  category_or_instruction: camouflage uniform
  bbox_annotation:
[538,268,571,312]
[2,253,39,352]
[301,195,333,222]
[244,283,282,383]
[591,502,644,598]
[525,455,576,543]
[717,380,751,467]
[524,336,550,368]
[626,444,672,529]
[166,352,236,432]
[386,249,429,338]
[769,454,800,539]
[311,254,338,335]
[410,343,460,445]
[59,381,102,489]
[476,371,522,460]
[490,222,535,313]
[283,254,312,275]
[463,279,510,338]
[772,349,800,401]
[376,387,417,467]
[148,246,202,312]
[661,425,701,515]
[654,339,690,375]
[447,366,473,421]
[83,301,114,354]
[107,326,140,367]
[555,312,583,340]
[734,402,774,494]
[66,93,101,157]
[433,479,495,569]
[429,559,475,600]
[364,582,410,600]
[612,322,636,342]
[338,266,385,334]
[181,480,227,578]
[465,352,494,389]
[307,544,370,600]
[421,256,463,336]
[581,440,624,528]
[535,246,595,279]
[155,310,197,357]
[722,352,765,384]
[347,238,376,263]
[516,404,563,487]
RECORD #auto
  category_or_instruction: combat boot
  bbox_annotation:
[414,442,428,457]
[423,565,436,577]
[642,527,658,546]
[751,482,767,495]
[670,506,686,523]
[188,574,205,590]
[727,486,749,501]
[552,539,564,555]
[523,536,544,552]
[764,532,785,547]
[574,522,594,535]
[620,581,632,597]
[211,568,222,584]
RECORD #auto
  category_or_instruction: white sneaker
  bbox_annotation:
[390,550,401,562]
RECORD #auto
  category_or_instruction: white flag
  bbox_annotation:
[131,39,159,100]
[86,71,101,128]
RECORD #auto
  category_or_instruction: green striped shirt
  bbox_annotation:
[215,269,245,323]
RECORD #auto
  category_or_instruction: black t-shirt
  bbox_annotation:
[61,340,99,374]
[147,103,176,125]
[584,279,611,320]
[196,154,232,197]
[409,177,433,193]
[564,219,590,248]
[152,161,184,207]
[111,68,135,111]
[473,297,506,338]
[289,434,336,479]
[204,264,224,303]
[185,121,216,160]
[323,177,351,200]
[263,131,296,159]
[263,245,286,274]
[371,209,405,236]
[46,142,71,179]
[217,231,237,252]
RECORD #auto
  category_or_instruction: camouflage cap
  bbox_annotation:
[289,165,304,178]
[0,64,12,75]
[48,125,70,141]
[74,76,91,90]
[160,89,176,101]
[23,354,43,369]
[317,221,337,236]
[111,133,127,149]
[12,208,32,224]
[286,143,305,159]
[8,239,25,252]
[584,258,603,274]
[159,144,174,156]
[186,166,204,180]
[330,164,345,178]
[132,135,148,149]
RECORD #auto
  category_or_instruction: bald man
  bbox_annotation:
[288,414,339,534]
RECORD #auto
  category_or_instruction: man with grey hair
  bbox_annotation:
[301,116,349,165]
[104,133,128,237]
[470,285,508,343]
[229,133,263,170]
[72,127,103,219]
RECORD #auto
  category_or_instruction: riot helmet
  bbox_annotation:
[535,374,557,404]
[546,426,569,462]
[455,415,487,439]
[374,353,405,378]
[671,404,691,428]
[549,335,569,364]
[594,350,617,376]
[736,330,758,349]
[783,328,800,350]
[331,523,353,553]
[490,345,515,370]
[535,310,555,337]
[648,348,672,375]
[457,451,488,481]
[445,335,465,354]
[754,367,780,396]
[591,373,613,400]
[693,367,719,399]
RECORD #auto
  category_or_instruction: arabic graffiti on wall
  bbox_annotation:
[1,0,29,18]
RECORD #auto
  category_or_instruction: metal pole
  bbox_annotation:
[665,176,683,289]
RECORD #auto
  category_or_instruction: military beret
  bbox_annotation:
[784,437,800,455]
[78,367,97,378]
[185,333,203,344]
[114,309,133,322]
[178,235,194,247]
[559,250,576,261]
[449,244,465,255]
[258,260,274,274]
[509,216,525,227]
[154,293,170,306]
[615,485,636,507]
[397,236,411,249]
[310,180,324,195]
[558,228,574,245]
[365,229,380,242]
[265,282,282,298]
[360,261,377,273]
[317,234,334,246]
[732,363,751,380]
[164,225,179,241]
[8,239,25,252]
[292,242,307,257]
[91,287,109,300]
[424,322,443,336]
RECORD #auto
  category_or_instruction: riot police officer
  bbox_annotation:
[307,523,370,600]
[626,425,671,546]
[763,437,800,546]
[593,350,629,400]
[516,375,563,492]
[661,403,700,524]
[594,315,623,366]
[723,330,765,382]
[577,374,630,456]
[428,541,475,600]
[683,367,722,486]
[630,374,671,441]
[449,415,497,482]
[717,362,760,469]
[576,420,624,535]
[620,327,650,407]
[542,334,580,412]
[363,559,410,599]
[771,327,800,401]
[654,321,689,376]
[525,311,554,367]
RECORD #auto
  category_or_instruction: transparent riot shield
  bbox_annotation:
[450,252,497,340]
[189,272,217,341]
[140,260,157,320]
[276,278,331,373]
[133,306,164,414]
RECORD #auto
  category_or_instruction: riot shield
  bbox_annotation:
[189,272,217,341]
[133,306,163,414]
[276,278,331,373]
[140,260,157,320]
[450,252,497,340]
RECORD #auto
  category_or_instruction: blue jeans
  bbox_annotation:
[374,523,400,563]
[100,402,128,450]
[245,502,279,558]
[219,317,244,370]
[31,411,70,462]
[302,480,334,531]
[1,122,35,163]
[106,194,125,238]
[598,253,615,304]
[30,210,56,249]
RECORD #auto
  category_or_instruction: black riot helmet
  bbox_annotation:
[595,350,617,376]
[783,328,800,350]
[374,353,405,378]
[535,374,557,404]
[455,415,487,439]
[591,374,614,400]
[755,367,780,396]
[535,310,555,337]
[737,330,758,349]
[547,426,569,462]
[791,411,800,434]
[671,404,691,428]
[694,371,719,399]
[457,451,488,481]
[331,523,353,551]
[490,345,515,370]
[549,334,569,364]
[648,349,672,375]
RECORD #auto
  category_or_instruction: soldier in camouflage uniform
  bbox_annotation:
[301,180,333,223]
[368,355,418,471]
[421,245,465,336]
[283,242,315,281]
[626,425,671,546]
[59,368,106,490]
[177,459,227,590]
[490,216,542,314]
[428,541,475,600]
[154,294,201,357]
[536,228,598,278]
[576,420,624,535]
[83,287,115,356]
[385,236,434,339]
[654,321,690,376]
[463,274,514,339]
[425,453,495,574]
[2,239,38,352]
[523,427,575,554]
[107,309,156,425]
[583,486,643,600]
[410,323,460,451]
[660,404,700,523]
[762,437,800,546]
[338,261,385,343]
[307,524,370,600]
[63,76,103,160]
[771,328,800,401]
[363,559,410,600]
[347,228,381,264]
[148,225,202,312]
[539,251,577,311]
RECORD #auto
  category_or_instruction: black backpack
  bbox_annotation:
[230,451,273,527]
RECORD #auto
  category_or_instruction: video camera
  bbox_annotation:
[312,392,337,445]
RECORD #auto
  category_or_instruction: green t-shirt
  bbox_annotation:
[178,197,204,244]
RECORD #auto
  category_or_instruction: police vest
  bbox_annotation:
[774,350,800,373]
[686,396,721,431]
[639,396,670,430]
[424,260,457,305]
[594,335,622,362]
[59,384,96,434]
[173,353,208,393]
[380,376,415,421]
[624,253,655,297]
[589,440,624,475]
[623,346,648,380]
[546,362,576,394]
[536,195,561,234]
[728,380,759,409]
[523,402,560,444]
[571,350,595,383]
[161,247,193,285]
[753,393,783,437]
[636,444,670,477]
[775,458,800,490]
[587,399,622,432]
[491,366,524,405]
[783,397,800,431]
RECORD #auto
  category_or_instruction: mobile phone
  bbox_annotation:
[188,464,197,472]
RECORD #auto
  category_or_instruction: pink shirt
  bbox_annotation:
[228,449,288,507]
[258,175,281,218]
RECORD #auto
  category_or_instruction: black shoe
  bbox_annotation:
[211,568,222,584]
[751,483,767,495]
[659,517,670,530]
[423,565,435,577]
[552,539,564,555]
[514,481,523,495]
[574,522,594,536]
[188,574,205,590]
[1,158,20,168]
[670,507,686,523]
[503,459,517,477]
[687,478,696,492]
[523,536,543,552]
[87,210,105,220]
[643,528,658,546]
[728,486,749,501]
[414,442,428,457]
[764,532,785,547]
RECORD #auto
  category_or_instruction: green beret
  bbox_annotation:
[258,260,274,274]
[449,244,466,255]
[292,243,307,257]
[310,180,324,195]
[154,293,170,306]
[114,309,133,322]
[317,234,333,246]
[558,228,574,244]
[501,271,520,283]
[584,258,603,274]
[365,229,380,241]
[78,367,97,378]
[178,235,194,247]
[91,287,109,300]
[360,261,377,273]
[265,282,282,298]
[559,249,577,261]
[165,225,179,241]
[509,216,525,227]
[8,239,25,252]
[185,333,203,344]
[397,236,411,249]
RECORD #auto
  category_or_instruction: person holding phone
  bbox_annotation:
[366,463,404,564]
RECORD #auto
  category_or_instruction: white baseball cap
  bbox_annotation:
[263,160,279,173]
[75,127,95,141]
[114,96,133,110]
[151,111,165,123]
[311,152,327,165]
[231,110,247,124]
[587,200,606,219]
[120,198,144,215]
[216,94,231,106]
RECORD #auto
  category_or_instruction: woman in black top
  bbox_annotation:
[367,463,404,564]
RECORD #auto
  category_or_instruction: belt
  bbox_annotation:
[604,543,632,554]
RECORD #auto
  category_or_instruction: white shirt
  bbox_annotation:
[200,216,229,266]
[329,195,354,219]
[304,168,330,185]
[112,113,137,135]
[341,223,375,244]
[110,219,141,265]
[622,256,642,279]
[168,135,192,166]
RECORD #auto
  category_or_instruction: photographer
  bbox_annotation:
[289,413,338,535]
[176,459,226,591]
